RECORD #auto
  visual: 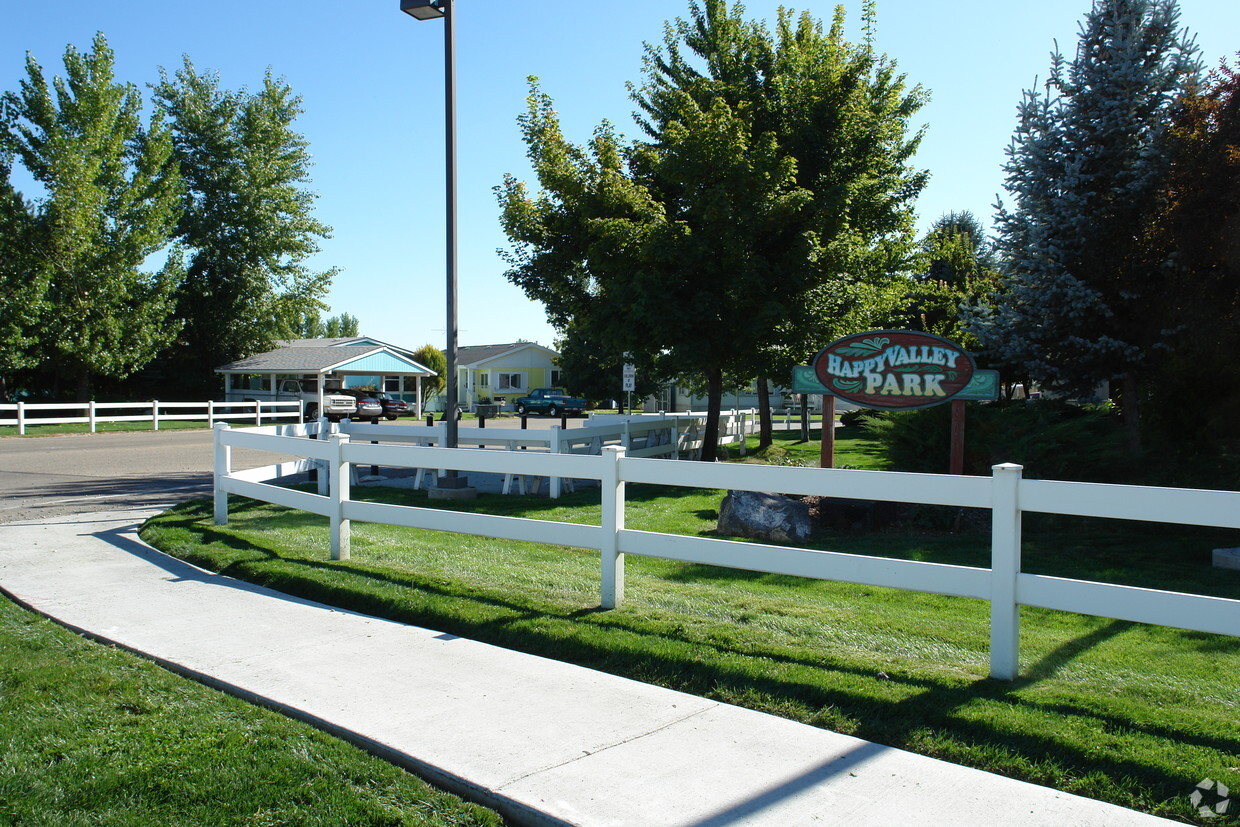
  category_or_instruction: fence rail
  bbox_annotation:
[212,422,1240,680]
[0,399,302,434]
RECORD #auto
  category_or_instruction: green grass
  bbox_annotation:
[0,419,227,437]
[0,595,503,826]
[737,423,892,469]
[140,451,1240,825]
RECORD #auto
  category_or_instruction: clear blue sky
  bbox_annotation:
[3,1,1237,353]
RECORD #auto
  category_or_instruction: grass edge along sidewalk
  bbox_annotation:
[0,593,503,826]
[140,469,1240,826]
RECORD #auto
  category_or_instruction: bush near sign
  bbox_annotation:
[812,330,977,410]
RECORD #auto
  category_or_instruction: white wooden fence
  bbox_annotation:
[587,410,756,456]
[0,399,302,435]
[212,421,1240,681]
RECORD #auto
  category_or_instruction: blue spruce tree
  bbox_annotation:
[969,0,1200,444]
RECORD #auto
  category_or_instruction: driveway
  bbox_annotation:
[0,428,295,524]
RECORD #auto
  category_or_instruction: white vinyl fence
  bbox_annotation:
[0,399,301,434]
[213,421,1240,681]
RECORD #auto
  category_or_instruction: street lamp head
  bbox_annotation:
[400,0,445,20]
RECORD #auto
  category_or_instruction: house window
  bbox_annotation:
[478,372,489,388]
[550,370,561,386]
[384,377,400,392]
[497,372,524,391]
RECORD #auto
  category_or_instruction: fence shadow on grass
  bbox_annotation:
[146,496,1238,819]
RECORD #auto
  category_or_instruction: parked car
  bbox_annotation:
[340,389,384,422]
[373,391,410,421]
[514,388,587,417]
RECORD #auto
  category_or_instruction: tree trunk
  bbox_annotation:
[700,366,723,462]
[799,394,810,443]
[75,370,91,402]
[1121,373,1142,453]
[757,376,773,449]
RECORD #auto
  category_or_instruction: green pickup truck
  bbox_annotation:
[513,388,586,417]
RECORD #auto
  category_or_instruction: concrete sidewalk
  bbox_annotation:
[0,509,1174,826]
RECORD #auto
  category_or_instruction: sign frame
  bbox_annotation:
[811,329,978,411]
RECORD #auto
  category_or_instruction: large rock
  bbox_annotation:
[718,490,812,544]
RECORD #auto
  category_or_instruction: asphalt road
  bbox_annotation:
[0,413,778,523]
[0,416,591,523]
[0,429,293,524]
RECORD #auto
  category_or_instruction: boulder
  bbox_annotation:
[1213,547,1240,571]
[718,490,812,544]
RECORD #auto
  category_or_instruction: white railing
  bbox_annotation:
[0,399,302,434]
[212,422,1240,681]
[331,415,713,497]
[588,409,757,457]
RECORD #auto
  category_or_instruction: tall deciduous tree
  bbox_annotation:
[969,0,1200,443]
[498,0,926,459]
[0,159,44,399]
[153,59,337,396]
[2,33,183,400]
[1144,56,1240,444]
[411,344,446,412]
[285,310,361,339]
[894,211,998,349]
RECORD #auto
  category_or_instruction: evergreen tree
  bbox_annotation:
[498,0,926,458]
[152,58,337,396]
[969,0,1200,442]
[1,33,183,400]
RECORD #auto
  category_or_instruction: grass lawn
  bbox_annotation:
[0,419,227,437]
[0,595,502,826]
[138,423,1240,824]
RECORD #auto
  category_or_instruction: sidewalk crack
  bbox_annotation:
[495,703,718,790]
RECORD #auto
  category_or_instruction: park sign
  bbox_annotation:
[812,330,977,410]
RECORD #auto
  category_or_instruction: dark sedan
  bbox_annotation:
[374,391,411,420]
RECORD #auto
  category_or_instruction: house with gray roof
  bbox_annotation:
[456,342,562,411]
[216,338,437,417]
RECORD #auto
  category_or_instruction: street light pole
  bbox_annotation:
[401,0,468,490]
[442,0,460,468]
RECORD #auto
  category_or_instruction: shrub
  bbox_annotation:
[838,407,868,428]
[863,400,1131,481]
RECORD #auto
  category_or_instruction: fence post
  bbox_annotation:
[438,420,448,477]
[89,400,97,433]
[316,418,332,496]
[152,400,159,431]
[600,446,626,608]
[550,425,563,499]
[17,400,25,435]
[330,433,351,561]
[207,400,215,427]
[990,463,1024,680]
[255,401,262,426]
[213,423,231,525]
